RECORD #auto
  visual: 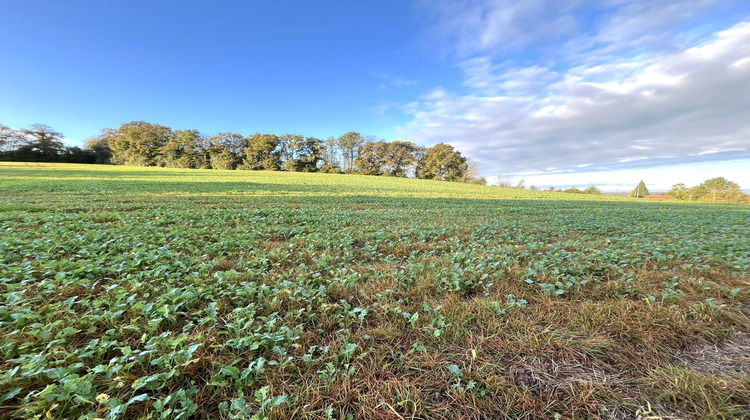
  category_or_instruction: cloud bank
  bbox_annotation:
[403,1,750,176]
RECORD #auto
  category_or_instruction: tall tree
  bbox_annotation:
[667,183,688,200]
[244,133,281,170]
[337,131,364,173]
[107,121,175,166]
[413,146,427,178]
[628,180,649,198]
[279,134,322,172]
[355,140,389,175]
[84,136,112,164]
[699,177,745,203]
[22,124,66,160]
[162,129,207,169]
[0,125,29,159]
[206,132,244,170]
[319,136,342,173]
[459,162,481,183]
[293,136,323,172]
[279,133,305,172]
[688,185,706,202]
[416,143,468,181]
[383,141,417,177]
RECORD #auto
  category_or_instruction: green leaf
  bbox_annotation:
[127,393,149,405]
[448,364,462,378]
[0,388,22,403]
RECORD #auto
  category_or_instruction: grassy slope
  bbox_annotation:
[1,162,748,419]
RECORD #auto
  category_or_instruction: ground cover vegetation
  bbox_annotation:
[0,122,477,183]
[1,163,749,419]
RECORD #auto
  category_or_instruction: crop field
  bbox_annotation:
[1,162,749,419]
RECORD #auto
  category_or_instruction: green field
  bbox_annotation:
[1,163,749,419]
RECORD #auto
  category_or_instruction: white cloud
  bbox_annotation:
[419,0,726,58]
[418,0,586,56]
[402,3,750,177]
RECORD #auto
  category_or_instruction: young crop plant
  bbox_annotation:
[0,163,749,419]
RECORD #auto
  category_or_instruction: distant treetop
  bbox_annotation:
[629,180,650,198]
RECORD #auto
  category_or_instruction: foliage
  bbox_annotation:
[668,178,747,204]
[336,132,365,173]
[0,124,99,163]
[667,183,689,200]
[383,141,418,177]
[106,121,175,166]
[279,134,322,172]
[629,180,650,198]
[3,121,477,184]
[416,143,468,181]
[84,137,113,164]
[583,185,602,195]
[243,133,281,171]
[559,186,602,195]
[355,141,388,176]
[696,177,745,204]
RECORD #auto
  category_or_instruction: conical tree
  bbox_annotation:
[629,180,650,198]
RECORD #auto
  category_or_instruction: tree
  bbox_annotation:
[583,185,602,195]
[61,146,96,163]
[699,177,745,204]
[666,183,688,200]
[206,132,244,170]
[319,136,342,173]
[629,180,650,198]
[416,143,468,182]
[468,177,487,185]
[161,129,208,169]
[244,133,280,170]
[0,125,26,153]
[496,174,514,188]
[337,131,364,173]
[279,134,322,172]
[107,121,175,166]
[84,136,112,164]
[355,140,389,175]
[383,141,417,177]
[0,125,30,161]
[294,137,323,172]
[413,146,427,178]
[688,185,706,202]
[20,124,66,161]
[460,162,482,183]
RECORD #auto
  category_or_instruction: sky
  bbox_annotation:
[2,0,749,191]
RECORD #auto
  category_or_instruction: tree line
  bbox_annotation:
[0,124,105,163]
[626,179,748,204]
[666,178,748,204]
[1,121,482,183]
[495,175,601,194]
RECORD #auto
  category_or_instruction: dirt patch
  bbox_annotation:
[679,332,750,377]
[510,358,627,392]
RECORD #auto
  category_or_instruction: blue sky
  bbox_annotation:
[2,1,749,190]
